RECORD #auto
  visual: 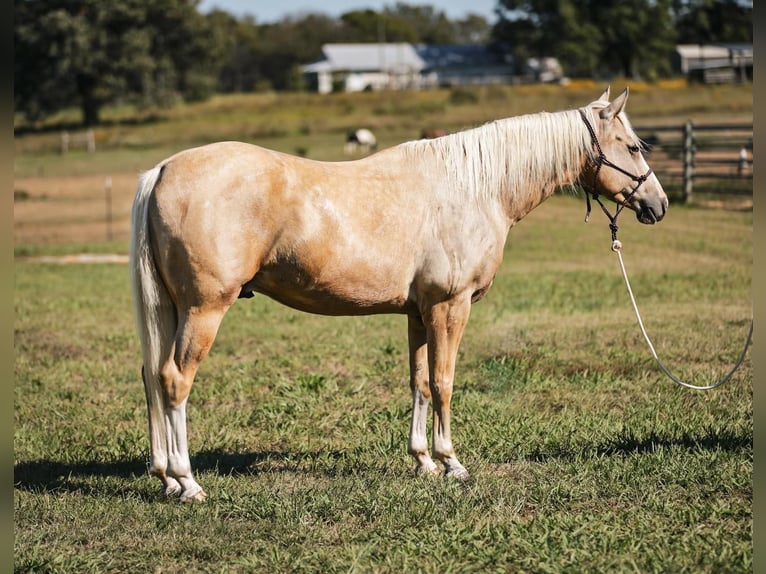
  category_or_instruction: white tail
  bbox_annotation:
[129,166,177,478]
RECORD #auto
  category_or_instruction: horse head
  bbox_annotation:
[582,87,668,224]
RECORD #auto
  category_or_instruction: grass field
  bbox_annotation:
[14,83,752,572]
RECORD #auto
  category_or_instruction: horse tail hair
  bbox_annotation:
[129,164,175,473]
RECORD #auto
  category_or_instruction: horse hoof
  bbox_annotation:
[445,467,471,481]
[162,480,182,498]
[180,487,207,503]
[414,462,440,477]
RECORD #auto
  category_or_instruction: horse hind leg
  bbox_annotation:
[137,293,185,498]
[142,365,182,498]
[157,305,228,502]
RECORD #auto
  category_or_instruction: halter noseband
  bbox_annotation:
[579,109,653,242]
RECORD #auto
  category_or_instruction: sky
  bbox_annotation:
[197,0,501,24]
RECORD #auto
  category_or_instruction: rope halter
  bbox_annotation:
[578,109,654,248]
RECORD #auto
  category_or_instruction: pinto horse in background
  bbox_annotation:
[344,128,377,154]
[130,87,667,502]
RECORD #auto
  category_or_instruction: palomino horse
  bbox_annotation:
[130,87,667,502]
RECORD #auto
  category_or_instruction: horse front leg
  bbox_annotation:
[424,296,471,480]
[407,315,439,476]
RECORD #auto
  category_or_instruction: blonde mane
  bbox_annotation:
[401,107,598,204]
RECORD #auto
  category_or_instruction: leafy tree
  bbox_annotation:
[14,0,220,125]
[493,0,677,78]
[340,10,419,43]
[384,3,455,44]
[493,0,604,76]
[452,14,492,44]
[206,11,262,92]
[254,14,343,91]
[492,0,750,79]
[673,0,752,43]
[592,0,677,78]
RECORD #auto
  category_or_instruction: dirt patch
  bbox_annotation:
[17,253,129,264]
[14,172,138,245]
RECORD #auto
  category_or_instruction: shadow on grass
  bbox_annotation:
[521,426,752,463]
[14,426,751,496]
[12,448,373,496]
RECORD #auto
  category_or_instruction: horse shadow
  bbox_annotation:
[12,448,364,499]
[14,427,750,498]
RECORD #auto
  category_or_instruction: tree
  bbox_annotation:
[384,3,455,44]
[592,0,677,78]
[205,11,261,93]
[673,0,752,43]
[14,0,221,125]
[452,14,492,44]
[340,10,419,43]
[493,0,604,77]
[493,0,677,78]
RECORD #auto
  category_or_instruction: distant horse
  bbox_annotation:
[420,128,448,139]
[130,87,667,502]
[344,128,377,154]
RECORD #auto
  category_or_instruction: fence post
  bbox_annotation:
[105,176,113,241]
[682,120,695,203]
[738,146,749,177]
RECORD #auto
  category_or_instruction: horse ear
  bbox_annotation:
[599,87,629,120]
[598,86,611,102]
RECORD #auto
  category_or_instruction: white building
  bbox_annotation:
[302,43,519,93]
[302,43,426,94]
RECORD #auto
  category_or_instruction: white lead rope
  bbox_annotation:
[611,239,753,390]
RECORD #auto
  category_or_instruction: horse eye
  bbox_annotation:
[628,144,640,154]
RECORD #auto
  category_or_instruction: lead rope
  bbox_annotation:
[611,239,753,390]
[578,108,752,388]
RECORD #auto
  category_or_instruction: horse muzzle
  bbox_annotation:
[634,195,668,224]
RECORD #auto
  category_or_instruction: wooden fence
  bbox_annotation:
[633,122,752,203]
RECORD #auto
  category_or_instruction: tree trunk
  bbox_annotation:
[77,75,101,126]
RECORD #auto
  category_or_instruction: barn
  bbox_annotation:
[673,43,752,84]
[302,43,520,93]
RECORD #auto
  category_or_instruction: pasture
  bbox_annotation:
[14,83,752,572]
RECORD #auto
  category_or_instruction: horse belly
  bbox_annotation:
[249,260,413,316]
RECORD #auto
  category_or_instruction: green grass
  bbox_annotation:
[14,194,752,573]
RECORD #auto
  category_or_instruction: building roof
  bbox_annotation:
[303,43,425,73]
[414,44,507,69]
[676,44,731,59]
[675,43,752,72]
[676,43,753,58]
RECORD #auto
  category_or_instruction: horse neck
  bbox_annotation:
[493,109,591,223]
[421,109,591,224]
